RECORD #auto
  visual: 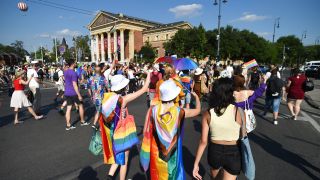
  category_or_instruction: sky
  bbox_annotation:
[0,0,319,53]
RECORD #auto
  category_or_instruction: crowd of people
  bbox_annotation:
[1,58,311,180]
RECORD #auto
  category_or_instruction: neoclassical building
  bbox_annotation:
[87,11,192,62]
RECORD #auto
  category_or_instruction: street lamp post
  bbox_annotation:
[272,17,280,43]
[213,0,227,63]
[298,30,307,65]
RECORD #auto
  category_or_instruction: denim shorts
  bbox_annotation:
[207,142,241,175]
[265,96,281,113]
[181,92,191,105]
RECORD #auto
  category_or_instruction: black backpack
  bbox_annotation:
[268,76,284,97]
[53,71,60,81]
[251,72,260,84]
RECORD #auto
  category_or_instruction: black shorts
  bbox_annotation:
[65,96,82,106]
[207,142,241,175]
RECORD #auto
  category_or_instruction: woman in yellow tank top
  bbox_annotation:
[193,78,245,180]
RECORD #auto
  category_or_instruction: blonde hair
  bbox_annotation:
[164,65,176,80]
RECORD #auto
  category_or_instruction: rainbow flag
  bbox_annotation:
[243,59,259,69]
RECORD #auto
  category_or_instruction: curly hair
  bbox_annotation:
[209,77,235,116]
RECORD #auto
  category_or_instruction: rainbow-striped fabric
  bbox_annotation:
[99,92,125,165]
[140,104,185,180]
[243,59,259,69]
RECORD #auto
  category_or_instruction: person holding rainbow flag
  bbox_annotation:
[140,79,201,180]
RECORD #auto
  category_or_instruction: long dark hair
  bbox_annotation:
[209,78,235,116]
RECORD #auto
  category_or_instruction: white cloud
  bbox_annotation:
[58,15,63,19]
[232,12,269,22]
[169,4,202,18]
[257,32,271,37]
[56,28,80,37]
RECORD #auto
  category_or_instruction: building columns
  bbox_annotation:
[90,36,94,62]
[129,30,134,61]
[113,30,118,60]
[107,32,111,61]
[95,34,99,62]
[120,29,125,61]
[101,33,105,62]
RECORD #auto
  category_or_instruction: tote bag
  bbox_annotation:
[239,109,256,180]
[89,130,103,156]
[113,108,139,154]
[244,99,256,133]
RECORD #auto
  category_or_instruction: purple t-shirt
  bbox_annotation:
[64,69,78,96]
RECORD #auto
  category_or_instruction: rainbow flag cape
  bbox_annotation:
[99,93,125,165]
[243,59,259,69]
[140,105,185,180]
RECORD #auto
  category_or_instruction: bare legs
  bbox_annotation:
[108,150,129,180]
[211,168,237,180]
[13,106,43,125]
[65,105,72,127]
[287,99,302,120]
[93,111,99,126]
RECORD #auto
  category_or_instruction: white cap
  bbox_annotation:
[194,68,203,75]
[110,75,130,92]
[159,79,181,101]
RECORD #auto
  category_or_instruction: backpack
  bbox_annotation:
[268,76,284,97]
[180,75,192,94]
[250,72,260,84]
[149,72,160,89]
[53,70,60,81]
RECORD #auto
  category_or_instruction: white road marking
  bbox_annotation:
[300,111,320,133]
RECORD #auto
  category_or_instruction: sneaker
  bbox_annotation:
[58,109,65,116]
[81,121,91,126]
[273,120,278,125]
[66,125,76,131]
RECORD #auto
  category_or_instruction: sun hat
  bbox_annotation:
[194,68,203,75]
[110,74,130,92]
[159,79,181,101]
[153,64,160,71]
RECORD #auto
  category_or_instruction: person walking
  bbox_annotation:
[27,62,41,115]
[193,78,244,180]
[64,59,90,130]
[87,63,109,130]
[194,68,208,99]
[286,68,307,120]
[100,72,151,180]
[53,65,64,102]
[10,70,43,125]
[127,65,137,93]
[264,69,285,125]
[140,79,201,179]
[148,64,162,107]
[247,67,261,90]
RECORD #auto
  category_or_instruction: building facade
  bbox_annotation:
[87,11,192,62]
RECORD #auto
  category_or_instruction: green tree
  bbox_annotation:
[139,42,156,63]
[276,35,303,66]
[73,35,91,62]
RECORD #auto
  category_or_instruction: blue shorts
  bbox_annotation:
[181,92,191,105]
[265,96,281,113]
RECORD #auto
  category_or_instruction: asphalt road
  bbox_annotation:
[0,87,320,180]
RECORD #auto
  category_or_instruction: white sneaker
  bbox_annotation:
[274,120,278,125]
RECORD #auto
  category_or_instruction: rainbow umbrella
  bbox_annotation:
[174,58,198,70]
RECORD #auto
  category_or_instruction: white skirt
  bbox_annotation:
[10,90,32,108]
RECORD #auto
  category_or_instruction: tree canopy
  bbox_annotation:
[163,25,319,66]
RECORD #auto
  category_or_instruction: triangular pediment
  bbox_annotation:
[89,12,117,28]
